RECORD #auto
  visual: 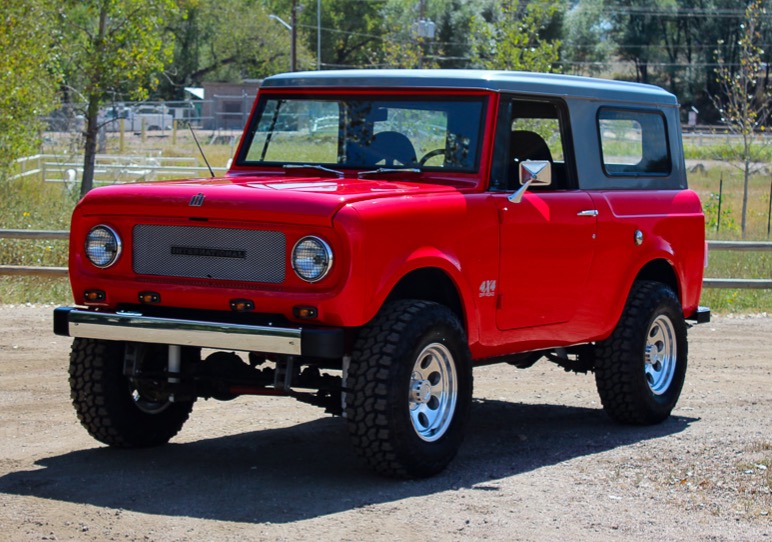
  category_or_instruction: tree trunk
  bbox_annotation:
[80,6,108,197]
[80,97,100,197]
[742,158,750,240]
[740,132,752,239]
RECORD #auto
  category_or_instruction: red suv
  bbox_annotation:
[55,70,710,478]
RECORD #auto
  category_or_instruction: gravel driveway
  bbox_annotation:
[1,305,770,541]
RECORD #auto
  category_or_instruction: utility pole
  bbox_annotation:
[413,0,435,69]
[269,13,293,72]
[291,0,298,72]
[317,0,321,70]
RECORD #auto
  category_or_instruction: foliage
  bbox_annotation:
[562,0,772,119]
[703,191,738,233]
[686,167,771,313]
[683,140,772,162]
[470,0,564,72]
[56,0,179,196]
[57,1,177,108]
[709,0,771,238]
[433,0,498,68]
[160,0,313,97]
[607,0,663,84]
[0,176,73,304]
[561,0,616,75]
[0,0,61,179]
[379,0,439,68]
[265,0,384,70]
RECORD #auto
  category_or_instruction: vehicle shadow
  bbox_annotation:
[0,399,695,524]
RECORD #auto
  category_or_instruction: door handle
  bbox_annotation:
[577,209,599,217]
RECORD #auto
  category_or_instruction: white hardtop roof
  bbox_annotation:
[261,69,677,105]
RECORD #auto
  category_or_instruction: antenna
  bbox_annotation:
[189,125,215,178]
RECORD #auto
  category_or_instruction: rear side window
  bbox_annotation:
[598,109,671,176]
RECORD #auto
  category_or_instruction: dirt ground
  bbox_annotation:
[0,304,770,542]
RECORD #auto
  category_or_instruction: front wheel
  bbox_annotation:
[345,300,473,478]
[594,281,688,425]
[69,338,194,447]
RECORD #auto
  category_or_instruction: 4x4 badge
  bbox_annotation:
[189,193,205,206]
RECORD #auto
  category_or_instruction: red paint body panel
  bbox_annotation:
[66,78,707,363]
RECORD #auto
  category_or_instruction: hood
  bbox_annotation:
[75,174,464,227]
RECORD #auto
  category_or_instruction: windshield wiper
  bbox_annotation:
[283,164,343,177]
[357,167,420,178]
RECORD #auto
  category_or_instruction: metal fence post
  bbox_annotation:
[119,118,125,153]
[717,174,723,234]
[767,176,771,239]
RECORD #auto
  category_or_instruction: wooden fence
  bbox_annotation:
[1,230,771,288]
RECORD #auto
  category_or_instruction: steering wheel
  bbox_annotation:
[418,148,445,166]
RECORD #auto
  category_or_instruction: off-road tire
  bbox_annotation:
[594,281,688,425]
[69,338,194,447]
[345,300,473,478]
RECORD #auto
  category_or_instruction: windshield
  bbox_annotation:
[237,94,487,173]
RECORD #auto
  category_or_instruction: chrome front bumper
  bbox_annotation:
[53,307,344,358]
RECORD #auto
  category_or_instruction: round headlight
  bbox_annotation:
[85,225,122,268]
[292,236,333,282]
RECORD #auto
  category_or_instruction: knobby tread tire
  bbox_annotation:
[69,338,194,448]
[594,281,688,425]
[345,300,472,478]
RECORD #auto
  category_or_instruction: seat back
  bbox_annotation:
[510,130,553,163]
[366,131,417,166]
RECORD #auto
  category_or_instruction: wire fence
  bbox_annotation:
[41,96,257,134]
[10,154,228,187]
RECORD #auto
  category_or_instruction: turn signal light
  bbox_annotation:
[84,290,106,302]
[230,299,255,312]
[293,306,318,319]
[138,291,161,304]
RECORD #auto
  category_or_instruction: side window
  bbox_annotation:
[511,117,564,162]
[598,108,671,176]
[490,98,570,191]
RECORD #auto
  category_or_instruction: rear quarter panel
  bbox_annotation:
[584,189,706,341]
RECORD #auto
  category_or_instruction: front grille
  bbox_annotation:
[133,225,286,283]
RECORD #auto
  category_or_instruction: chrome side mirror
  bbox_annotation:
[520,160,552,186]
[508,160,552,203]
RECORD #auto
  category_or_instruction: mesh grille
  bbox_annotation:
[133,225,286,283]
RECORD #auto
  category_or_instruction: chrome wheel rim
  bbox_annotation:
[644,315,677,395]
[409,343,457,442]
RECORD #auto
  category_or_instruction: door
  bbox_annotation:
[495,191,597,331]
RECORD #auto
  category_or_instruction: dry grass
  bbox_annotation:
[687,166,772,312]
[1,133,770,309]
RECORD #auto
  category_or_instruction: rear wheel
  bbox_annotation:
[69,338,194,447]
[594,281,688,425]
[345,300,473,478]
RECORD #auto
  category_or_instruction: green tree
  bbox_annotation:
[710,0,771,239]
[470,1,564,72]
[379,0,442,68]
[594,0,767,115]
[159,0,315,99]
[608,0,665,84]
[57,0,178,195]
[376,0,496,69]
[0,0,60,180]
[268,0,384,69]
[562,0,616,75]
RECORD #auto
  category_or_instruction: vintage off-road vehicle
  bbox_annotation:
[54,70,710,478]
